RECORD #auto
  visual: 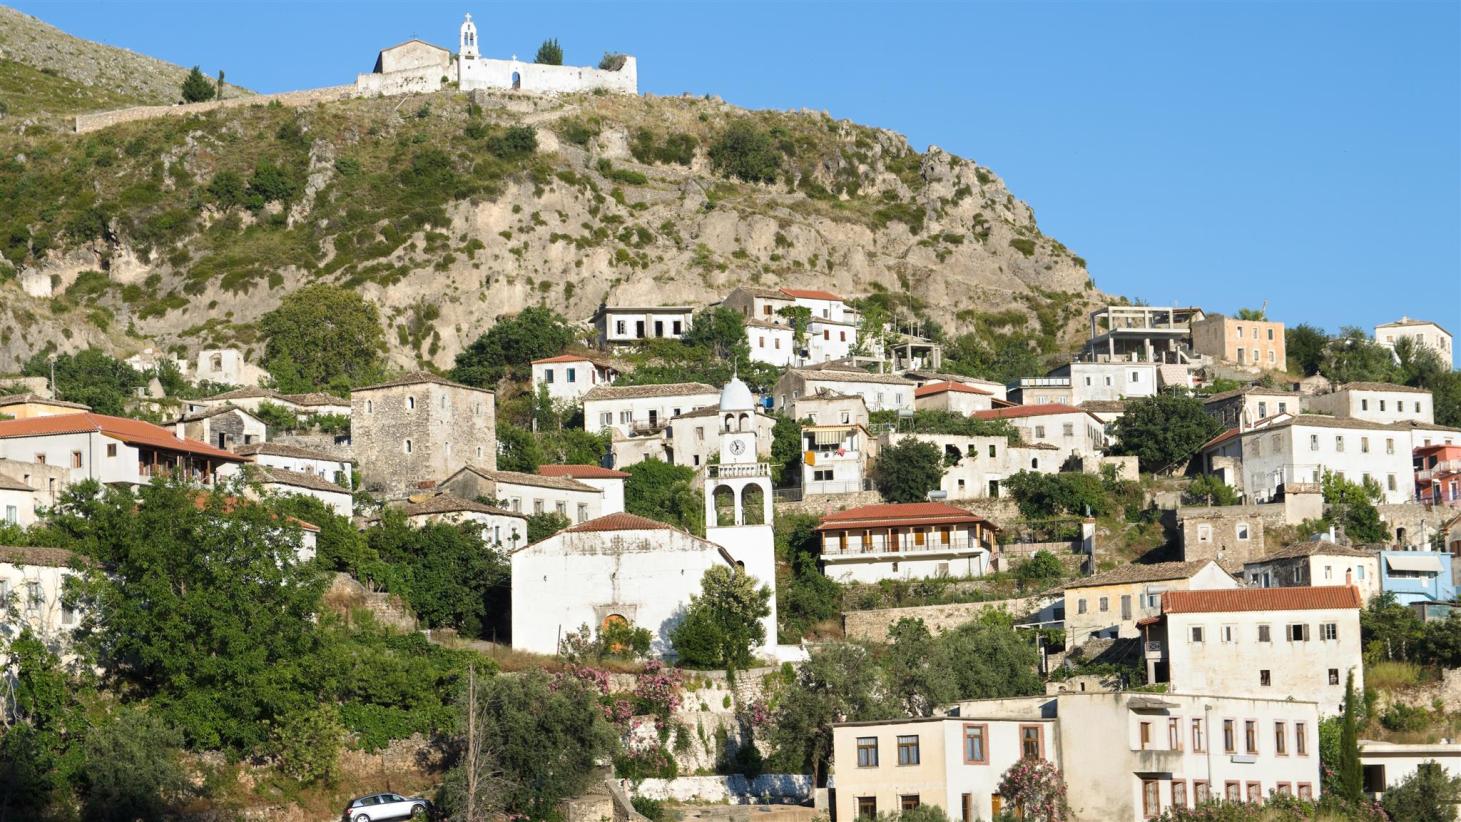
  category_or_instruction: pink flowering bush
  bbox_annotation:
[997,758,1069,822]
[633,660,684,717]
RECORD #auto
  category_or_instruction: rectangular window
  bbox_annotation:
[1276,782,1292,797]
[1361,399,1369,411]
[1020,725,1044,760]
[1191,718,1204,752]
[577,503,588,523]
[1246,783,1261,803]
[1223,720,1236,753]
[1194,781,1210,804]
[1141,779,1160,819]
[26,581,42,610]
[1297,784,1312,800]
[1035,425,1046,438]
[1309,434,1319,452]
[106,443,118,457]
[1191,626,1204,643]
[856,737,879,768]
[1225,782,1240,803]
[1336,435,1344,452]
[567,368,577,384]
[1361,436,1369,453]
[1329,668,1340,685]
[1139,721,1151,750]
[1275,722,1287,755]
[1320,622,1338,641]
[1077,599,1087,615]
[1100,597,1109,613]
[1221,625,1236,644]
[1288,623,1310,642]
[963,724,988,764]
[533,500,544,515]
[900,796,920,812]
[1168,718,1181,750]
[857,797,877,819]
[1386,438,1395,454]
[896,735,920,766]
[1260,669,1271,687]
[601,412,613,427]
[544,368,555,384]
[1296,722,1308,755]
[70,451,82,469]
[1387,474,1397,492]
[1245,720,1258,754]
[1121,595,1132,620]
[1063,423,1074,437]
[1172,780,1187,810]
[961,794,972,822]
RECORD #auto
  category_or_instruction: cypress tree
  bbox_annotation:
[1337,670,1364,803]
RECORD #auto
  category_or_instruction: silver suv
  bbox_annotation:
[341,792,430,822]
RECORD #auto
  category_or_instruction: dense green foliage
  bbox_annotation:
[179,66,215,103]
[872,437,944,503]
[1183,473,1241,506]
[624,460,704,535]
[259,284,386,394]
[451,306,579,386]
[1336,671,1363,804]
[1286,323,1328,376]
[870,409,1020,442]
[1360,592,1461,667]
[709,120,782,184]
[1382,761,1461,822]
[1317,471,1388,545]
[1004,468,1140,520]
[671,566,773,670]
[1014,550,1066,591]
[776,513,842,641]
[22,348,145,415]
[1109,394,1223,472]
[534,38,564,65]
[770,414,804,488]
[614,308,779,391]
[365,508,512,638]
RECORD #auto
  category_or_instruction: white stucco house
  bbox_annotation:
[815,502,1000,583]
[1143,585,1364,717]
[745,319,797,367]
[1374,317,1453,367]
[789,389,869,427]
[440,466,610,524]
[530,353,622,407]
[510,512,736,656]
[1301,382,1434,426]
[247,465,353,517]
[536,465,627,515]
[1242,542,1382,603]
[1238,415,1415,504]
[582,382,720,438]
[0,473,38,528]
[1359,740,1461,802]
[592,304,695,349]
[801,423,871,496]
[0,546,89,652]
[903,370,1008,402]
[387,493,528,549]
[774,368,916,417]
[234,442,352,489]
[0,412,248,489]
[1052,362,1159,405]
[194,348,267,388]
[972,404,1107,463]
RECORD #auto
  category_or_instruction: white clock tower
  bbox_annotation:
[703,377,778,652]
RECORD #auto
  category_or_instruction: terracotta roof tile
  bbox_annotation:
[353,371,492,395]
[451,466,599,493]
[780,287,844,301]
[0,545,91,568]
[1337,382,1430,394]
[0,472,32,491]
[915,381,991,398]
[1200,427,1242,450]
[1162,585,1361,613]
[581,382,718,401]
[564,512,676,533]
[0,413,247,462]
[234,442,352,462]
[973,404,1097,421]
[249,465,349,495]
[537,464,629,479]
[1254,541,1378,561]
[816,502,994,531]
[1064,560,1221,590]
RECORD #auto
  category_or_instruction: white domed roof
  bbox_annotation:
[719,376,755,412]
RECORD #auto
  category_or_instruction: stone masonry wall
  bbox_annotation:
[73,85,357,133]
[842,594,1057,643]
[351,382,495,497]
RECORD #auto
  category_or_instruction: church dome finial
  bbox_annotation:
[719,376,754,412]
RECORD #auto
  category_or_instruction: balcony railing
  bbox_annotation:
[1415,460,1461,482]
[707,463,770,479]
[822,535,993,558]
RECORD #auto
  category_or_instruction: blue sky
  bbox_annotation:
[15,0,1461,337]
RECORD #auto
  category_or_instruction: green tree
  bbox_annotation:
[777,514,842,641]
[0,628,72,816]
[671,565,772,670]
[1321,471,1387,545]
[467,671,616,817]
[1285,323,1329,376]
[767,643,891,782]
[624,460,704,535]
[1321,327,1400,385]
[180,66,215,102]
[22,348,145,416]
[1014,550,1065,592]
[683,305,750,361]
[1183,474,1240,506]
[451,306,578,386]
[366,508,511,638]
[215,69,225,100]
[526,511,571,543]
[496,421,545,473]
[58,479,327,751]
[76,707,190,822]
[1382,761,1461,822]
[1004,471,1114,519]
[1336,670,1363,804]
[883,619,956,716]
[943,332,1046,386]
[534,38,564,65]
[1360,592,1424,662]
[259,284,385,394]
[709,120,782,184]
[1108,394,1223,473]
[1235,307,1267,321]
[872,438,944,503]
[933,611,1043,701]
[771,415,805,488]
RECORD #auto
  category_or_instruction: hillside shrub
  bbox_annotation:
[709,121,781,183]
[535,38,564,65]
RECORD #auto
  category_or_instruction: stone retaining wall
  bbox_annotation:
[73,84,357,133]
[842,593,1056,643]
[632,774,813,804]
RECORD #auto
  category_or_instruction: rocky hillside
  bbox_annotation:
[0,18,1100,375]
[0,5,248,126]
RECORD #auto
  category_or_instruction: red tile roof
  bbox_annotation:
[780,287,844,302]
[563,512,677,533]
[816,502,995,532]
[538,464,630,479]
[1162,585,1361,614]
[972,404,1093,421]
[914,381,991,398]
[532,353,614,366]
[0,413,246,462]
[1200,427,1242,451]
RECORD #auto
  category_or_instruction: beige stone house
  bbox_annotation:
[350,372,496,497]
[1190,314,1286,370]
[1062,560,1237,647]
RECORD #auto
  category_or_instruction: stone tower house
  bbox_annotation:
[350,372,496,498]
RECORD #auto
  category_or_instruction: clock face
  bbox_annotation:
[729,439,746,455]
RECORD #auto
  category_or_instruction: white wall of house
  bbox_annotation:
[1375,320,1454,367]
[915,389,993,416]
[1164,606,1361,717]
[1359,742,1461,798]
[1002,411,1106,463]
[262,481,353,518]
[819,520,992,584]
[807,319,858,363]
[572,477,625,515]
[1303,387,1433,425]
[495,479,604,523]
[511,527,730,656]
[792,394,869,427]
[584,391,720,437]
[407,509,528,549]
[0,432,139,486]
[746,324,796,367]
[251,453,352,488]
[802,426,868,496]
[0,559,82,647]
[1060,362,1158,404]
[0,487,37,527]
[598,309,694,345]
[531,359,614,405]
[1243,553,1382,603]
[1241,422,1414,503]
[775,372,916,417]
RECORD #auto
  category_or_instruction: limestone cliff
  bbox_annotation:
[0,21,1100,375]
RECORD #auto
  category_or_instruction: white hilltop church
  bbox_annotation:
[510,377,790,661]
[356,13,637,98]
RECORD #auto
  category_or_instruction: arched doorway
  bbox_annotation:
[511,71,521,90]
[713,484,737,526]
[600,613,630,653]
[742,484,766,526]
